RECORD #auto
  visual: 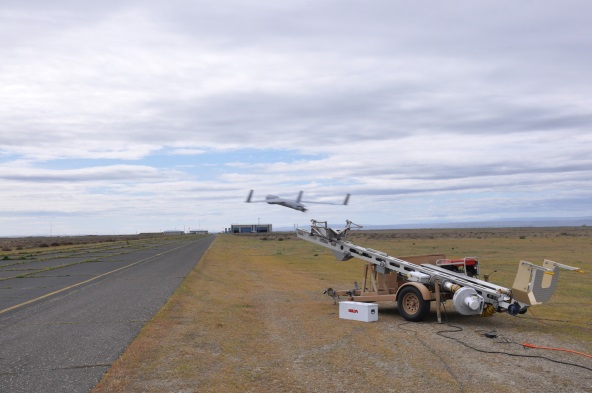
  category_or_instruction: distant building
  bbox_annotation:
[229,224,272,233]
[163,230,184,235]
[189,230,208,234]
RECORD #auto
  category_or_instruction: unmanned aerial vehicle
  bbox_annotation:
[246,190,350,212]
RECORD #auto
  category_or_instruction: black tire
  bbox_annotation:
[397,286,430,322]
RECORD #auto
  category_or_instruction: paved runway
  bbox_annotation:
[0,235,215,392]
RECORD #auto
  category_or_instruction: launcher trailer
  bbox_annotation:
[296,220,581,322]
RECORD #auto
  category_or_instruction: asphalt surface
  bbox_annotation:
[0,235,216,392]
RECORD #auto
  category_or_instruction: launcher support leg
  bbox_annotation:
[362,264,369,293]
[435,279,442,323]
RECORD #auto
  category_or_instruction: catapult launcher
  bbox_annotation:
[296,220,582,322]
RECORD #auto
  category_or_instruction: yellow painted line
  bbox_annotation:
[0,241,194,315]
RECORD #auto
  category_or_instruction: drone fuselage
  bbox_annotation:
[265,195,307,212]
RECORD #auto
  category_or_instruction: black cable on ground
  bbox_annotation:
[434,322,592,372]
[517,308,592,329]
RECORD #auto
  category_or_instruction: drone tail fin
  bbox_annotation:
[297,191,303,203]
[343,193,350,205]
[246,190,254,203]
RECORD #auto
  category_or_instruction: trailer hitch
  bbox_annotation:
[323,288,340,304]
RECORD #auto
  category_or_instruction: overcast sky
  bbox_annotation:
[1,0,591,235]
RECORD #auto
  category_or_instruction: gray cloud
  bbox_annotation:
[1,0,591,234]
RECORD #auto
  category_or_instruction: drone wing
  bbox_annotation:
[303,193,350,206]
[245,190,268,203]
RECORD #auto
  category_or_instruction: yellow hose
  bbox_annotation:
[480,304,495,317]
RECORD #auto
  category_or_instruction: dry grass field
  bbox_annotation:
[91,226,591,393]
[0,233,168,253]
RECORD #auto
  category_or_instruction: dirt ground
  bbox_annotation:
[92,227,591,393]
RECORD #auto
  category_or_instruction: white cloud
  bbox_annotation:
[0,0,591,235]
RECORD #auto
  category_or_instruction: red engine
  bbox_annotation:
[436,257,479,277]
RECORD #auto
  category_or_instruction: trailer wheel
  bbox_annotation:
[397,286,430,322]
